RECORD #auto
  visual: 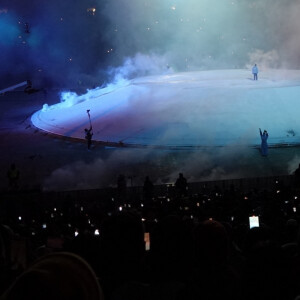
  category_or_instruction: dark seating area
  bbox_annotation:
[1,174,300,299]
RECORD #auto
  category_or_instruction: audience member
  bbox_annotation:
[0,252,104,300]
[143,176,154,201]
[1,173,300,300]
[175,173,188,197]
[7,164,20,191]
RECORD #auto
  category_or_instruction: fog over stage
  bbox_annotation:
[31,69,300,149]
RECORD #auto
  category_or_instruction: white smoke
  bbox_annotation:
[43,145,266,192]
[247,49,280,70]
[108,53,173,81]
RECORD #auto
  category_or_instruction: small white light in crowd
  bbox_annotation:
[94,229,100,236]
[295,196,298,200]
[277,190,280,194]
[68,224,72,227]
[81,207,83,211]
[42,224,47,229]
[75,231,79,237]
[249,216,259,229]
[18,216,22,221]
[51,213,54,218]
[111,198,114,202]
[54,208,57,211]
[119,206,123,211]
[154,218,158,223]
[293,207,297,212]
[141,203,144,207]
[141,218,146,222]
[167,198,170,202]
[197,202,200,207]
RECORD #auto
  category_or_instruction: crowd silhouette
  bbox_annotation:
[1,173,300,299]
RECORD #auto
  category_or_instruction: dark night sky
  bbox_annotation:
[1,0,300,88]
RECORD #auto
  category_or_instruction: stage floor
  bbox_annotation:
[1,69,300,191]
[32,69,300,148]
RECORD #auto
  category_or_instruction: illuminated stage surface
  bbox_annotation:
[2,69,300,191]
[32,69,300,149]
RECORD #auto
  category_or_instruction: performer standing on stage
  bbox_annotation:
[85,109,93,150]
[252,64,259,80]
[259,128,268,156]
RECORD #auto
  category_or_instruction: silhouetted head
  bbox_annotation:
[100,211,145,274]
[194,219,229,266]
[0,252,104,300]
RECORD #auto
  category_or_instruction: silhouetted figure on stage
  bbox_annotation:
[259,128,268,156]
[84,126,93,150]
[143,176,154,201]
[175,173,188,197]
[7,163,20,191]
[252,64,258,80]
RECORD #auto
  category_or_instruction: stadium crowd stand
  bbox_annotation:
[0,174,300,299]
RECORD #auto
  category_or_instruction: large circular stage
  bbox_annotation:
[31,69,300,148]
